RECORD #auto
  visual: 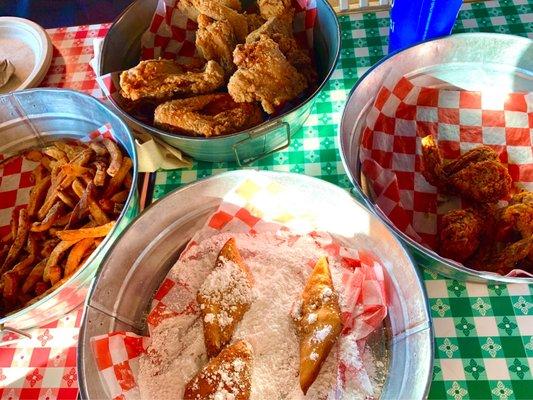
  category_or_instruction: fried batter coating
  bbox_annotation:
[439,209,484,262]
[245,13,266,32]
[449,160,512,203]
[420,136,512,202]
[258,0,292,18]
[177,0,241,21]
[192,0,248,42]
[228,35,307,114]
[119,59,225,101]
[196,14,237,76]
[154,93,263,137]
[245,12,293,43]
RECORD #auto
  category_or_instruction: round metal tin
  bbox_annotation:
[98,0,341,164]
[339,33,533,283]
[0,88,139,330]
[78,170,432,399]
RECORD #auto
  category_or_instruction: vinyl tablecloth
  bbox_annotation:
[0,0,532,399]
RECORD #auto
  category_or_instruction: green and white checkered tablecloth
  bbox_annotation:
[150,1,533,398]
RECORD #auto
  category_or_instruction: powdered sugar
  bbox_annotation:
[138,231,386,399]
[312,326,332,343]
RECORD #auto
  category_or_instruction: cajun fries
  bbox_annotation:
[0,138,132,316]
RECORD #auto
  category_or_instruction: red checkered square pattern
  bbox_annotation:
[41,24,110,99]
[360,76,533,251]
[90,179,387,398]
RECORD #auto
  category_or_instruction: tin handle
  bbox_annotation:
[232,121,290,166]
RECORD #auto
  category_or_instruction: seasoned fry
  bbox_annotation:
[124,173,132,189]
[93,160,107,186]
[41,239,60,258]
[57,222,114,241]
[3,272,18,300]
[32,164,47,183]
[24,149,43,162]
[65,238,94,277]
[89,141,107,156]
[70,148,94,167]
[111,190,129,203]
[57,191,76,208]
[22,260,46,294]
[34,281,49,296]
[104,157,132,197]
[43,240,80,282]
[71,178,85,198]
[103,138,122,177]
[1,209,29,273]
[31,202,64,232]
[53,212,72,227]
[38,169,66,219]
[43,147,68,164]
[88,200,110,225]
[27,175,51,217]
[48,265,62,285]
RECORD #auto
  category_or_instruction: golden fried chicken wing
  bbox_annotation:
[184,340,253,400]
[193,0,248,42]
[178,0,241,21]
[258,0,292,19]
[270,33,317,88]
[449,160,512,203]
[420,136,512,202]
[228,35,307,114]
[196,14,237,76]
[197,238,254,358]
[245,12,293,43]
[292,257,342,395]
[154,93,263,137]
[439,209,485,263]
[119,59,225,101]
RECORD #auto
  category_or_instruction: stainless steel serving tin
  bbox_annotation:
[99,0,340,164]
[339,33,533,283]
[0,89,139,330]
[78,170,432,399]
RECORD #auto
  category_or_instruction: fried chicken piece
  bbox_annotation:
[119,59,225,102]
[197,238,254,358]
[228,35,307,114]
[449,160,512,203]
[420,136,512,202]
[184,340,253,400]
[154,93,263,137]
[258,0,292,19]
[478,236,533,275]
[193,0,248,42]
[501,202,533,239]
[439,209,485,263]
[245,12,293,43]
[271,33,317,89]
[292,257,342,395]
[510,191,533,206]
[245,13,266,32]
[196,14,237,76]
[178,0,241,21]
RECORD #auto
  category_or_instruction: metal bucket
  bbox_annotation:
[99,0,340,164]
[339,33,533,283]
[0,89,139,330]
[78,170,433,399]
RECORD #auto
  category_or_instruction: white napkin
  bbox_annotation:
[90,38,192,172]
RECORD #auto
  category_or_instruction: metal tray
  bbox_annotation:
[78,170,432,399]
[339,33,533,284]
[99,0,340,164]
[0,89,139,330]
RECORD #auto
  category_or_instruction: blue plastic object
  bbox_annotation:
[388,0,462,54]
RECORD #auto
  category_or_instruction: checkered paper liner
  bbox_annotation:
[96,0,317,104]
[359,75,533,276]
[90,175,388,399]
[0,123,118,238]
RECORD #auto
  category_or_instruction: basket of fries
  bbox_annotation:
[97,0,340,164]
[339,33,533,283]
[0,88,139,330]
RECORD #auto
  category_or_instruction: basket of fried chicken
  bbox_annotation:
[357,75,533,279]
[97,0,338,162]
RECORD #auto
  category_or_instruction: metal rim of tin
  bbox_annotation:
[77,170,434,399]
[338,32,533,284]
[98,0,341,144]
[0,88,139,327]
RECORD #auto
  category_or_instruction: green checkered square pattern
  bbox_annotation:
[152,1,533,399]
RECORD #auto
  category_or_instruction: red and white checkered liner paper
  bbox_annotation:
[90,177,388,400]
[359,75,533,275]
[96,0,317,101]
